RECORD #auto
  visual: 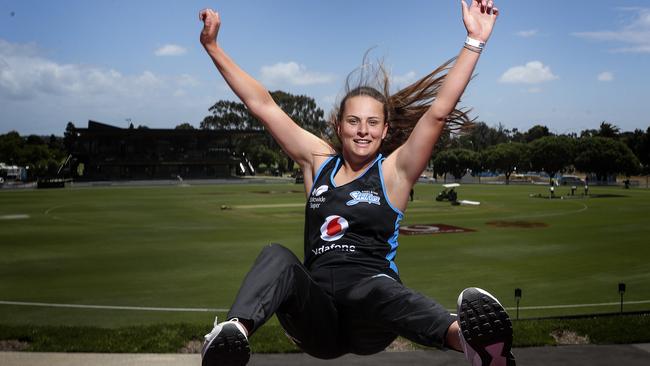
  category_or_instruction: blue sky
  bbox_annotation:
[1,0,649,136]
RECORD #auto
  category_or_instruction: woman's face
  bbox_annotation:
[338,95,388,163]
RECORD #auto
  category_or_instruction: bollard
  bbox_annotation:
[618,283,626,313]
[514,288,522,320]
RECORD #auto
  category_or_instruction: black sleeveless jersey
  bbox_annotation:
[304,154,404,279]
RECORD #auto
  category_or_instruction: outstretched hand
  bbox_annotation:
[461,0,499,43]
[199,8,221,47]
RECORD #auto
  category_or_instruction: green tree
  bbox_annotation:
[641,127,650,174]
[270,91,327,137]
[525,124,551,143]
[483,142,529,185]
[597,121,620,139]
[509,128,526,143]
[0,131,23,165]
[270,91,327,172]
[621,128,650,174]
[463,122,510,151]
[48,134,64,152]
[433,148,479,181]
[63,122,77,154]
[174,122,195,130]
[0,131,65,180]
[200,100,258,130]
[529,136,575,184]
[247,144,287,175]
[200,91,326,174]
[432,150,456,181]
[474,150,490,183]
[26,135,43,146]
[574,137,640,181]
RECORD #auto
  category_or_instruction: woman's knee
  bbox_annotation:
[257,243,301,267]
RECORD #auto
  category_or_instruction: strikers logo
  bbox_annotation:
[320,215,349,241]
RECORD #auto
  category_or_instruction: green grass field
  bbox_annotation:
[1,182,649,330]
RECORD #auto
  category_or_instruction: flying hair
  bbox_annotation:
[327,51,475,155]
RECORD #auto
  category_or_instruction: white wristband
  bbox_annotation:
[465,36,485,49]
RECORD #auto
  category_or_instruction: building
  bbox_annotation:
[0,163,27,181]
[71,121,263,181]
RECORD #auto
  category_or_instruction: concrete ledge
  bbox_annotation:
[2,344,650,366]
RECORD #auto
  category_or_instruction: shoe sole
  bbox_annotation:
[458,288,516,366]
[202,323,251,366]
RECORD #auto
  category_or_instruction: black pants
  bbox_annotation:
[227,243,455,359]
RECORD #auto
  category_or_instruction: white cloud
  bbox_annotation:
[597,72,614,82]
[176,74,200,87]
[154,44,187,56]
[499,61,559,84]
[0,39,199,101]
[319,94,337,107]
[516,29,538,38]
[573,8,650,53]
[260,61,334,86]
[391,71,417,88]
[527,87,542,94]
[0,38,213,134]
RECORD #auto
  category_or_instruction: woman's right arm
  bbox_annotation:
[199,9,333,170]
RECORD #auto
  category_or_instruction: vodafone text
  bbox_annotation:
[311,243,356,256]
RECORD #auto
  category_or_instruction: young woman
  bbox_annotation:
[199,1,515,366]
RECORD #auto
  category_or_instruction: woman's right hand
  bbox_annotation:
[199,8,221,48]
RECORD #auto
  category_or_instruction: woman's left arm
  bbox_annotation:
[389,0,499,185]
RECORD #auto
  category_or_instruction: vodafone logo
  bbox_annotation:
[320,215,349,242]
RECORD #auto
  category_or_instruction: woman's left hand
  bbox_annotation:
[461,0,499,43]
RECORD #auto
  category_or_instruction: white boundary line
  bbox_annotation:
[447,299,650,312]
[0,301,228,313]
[233,203,304,209]
[2,299,649,313]
[0,214,30,220]
[504,299,650,311]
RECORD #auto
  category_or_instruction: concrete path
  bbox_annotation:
[2,344,650,366]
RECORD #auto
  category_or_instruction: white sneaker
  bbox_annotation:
[457,288,516,366]
[201,317,250,366]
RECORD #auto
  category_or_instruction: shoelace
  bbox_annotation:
[204,316,221,340]
[204,317,243,340]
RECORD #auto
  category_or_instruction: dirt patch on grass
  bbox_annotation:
[179,339,202,353]
[0,339,30,351]
[486,220,548,228]
[399,224,475,235]
[588,194,627,198]
[550,330,590,345]
[385,337,416,352]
